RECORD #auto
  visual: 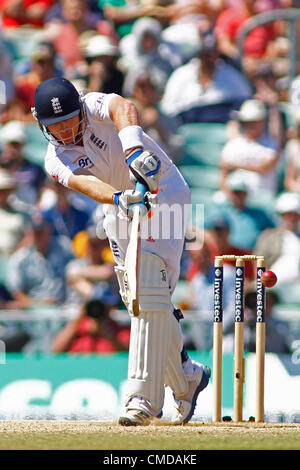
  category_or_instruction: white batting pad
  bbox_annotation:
[165,315,188,400]
[125,252,173,414]
[114,265,129,309]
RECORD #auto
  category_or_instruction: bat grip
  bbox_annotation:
[134,181,148,216]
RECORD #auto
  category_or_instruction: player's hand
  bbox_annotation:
[113,189,157,220]
[126,149,161,192]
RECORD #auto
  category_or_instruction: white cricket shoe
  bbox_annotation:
[118,409,152,426]
[118,396,161,426]
[171,361,211,425]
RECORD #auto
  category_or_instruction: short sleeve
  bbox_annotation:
[45,150,73,187]
[83,92,119,123]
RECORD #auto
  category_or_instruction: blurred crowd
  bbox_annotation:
[0,0,300,354]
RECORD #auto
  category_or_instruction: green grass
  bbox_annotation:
[0,421,300,450]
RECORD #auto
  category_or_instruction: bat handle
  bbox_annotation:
[134,181,148,216]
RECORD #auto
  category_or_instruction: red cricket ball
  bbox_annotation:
[261,270,277,288]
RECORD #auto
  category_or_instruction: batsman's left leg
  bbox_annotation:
[118,252,173,426]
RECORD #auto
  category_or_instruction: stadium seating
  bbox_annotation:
[179,165,220,190]
[24,123,48,166]
[0,256,9,286]
[2,29,45,64]
[273,282,300,307]
[178,122,227,144]
[180,141,224,166]
[178,122,227,166]
[246,189,278,221]
[278,101,295,130]
[172,278,189,306]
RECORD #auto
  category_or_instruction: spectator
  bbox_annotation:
[222,289,292,353]
[2,42,59,122]
[289,74,300,108]
[123,68,183,161]
[212,171,275,251]
[160,34,252,124]
[83,34,124,95]
[254,191,300,284]
[205,216,255,282]
[98,0,165,39]
[6,213,74,308]
[52,299,130,352]
[65,225,120,306]
[41,181,91,240]
[45,0,104,24]
[159,0,223,62]
[13,38,64,78]
[119,17,182,95]
[0,169,27,255]
[186,240,236,348]
[284,108,300,193]
[0,36,15,114]
[220,99,281,196]
[250,64,285,145]
[214,0,280,71]
[0,120,46,205]
[243,290,292,354]
[45,0,117,78]
[0,0,56,29]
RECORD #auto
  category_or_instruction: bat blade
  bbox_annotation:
[125,204,141,316]
[124,181,147,317]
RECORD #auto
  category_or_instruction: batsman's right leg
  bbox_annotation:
[165,312,211,424]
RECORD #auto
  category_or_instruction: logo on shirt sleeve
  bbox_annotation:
[90,133,107,151]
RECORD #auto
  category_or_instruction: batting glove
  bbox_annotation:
[125,149,161,193]
[113,189,157,220]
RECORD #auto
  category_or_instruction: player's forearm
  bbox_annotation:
[216,35,239,57]
[69,279,94,299]
[11,290,57,308]
[222,157,278,175]
[67,265,113,284]
[52,319,81,353]
[239,160,277,174]
[71,265,114,282]
[10,290,33,308]
[68,174,115,204]
[109,96,140,136]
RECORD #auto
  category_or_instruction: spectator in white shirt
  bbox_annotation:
[160,34,252,124]
[220,99,281,196]
[284,107,300,193]
[254,192,300,285]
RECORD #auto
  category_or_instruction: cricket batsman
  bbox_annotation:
[32,77,210,425]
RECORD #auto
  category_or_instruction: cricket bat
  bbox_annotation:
[125,181,147,317]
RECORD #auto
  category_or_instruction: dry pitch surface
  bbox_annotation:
[0,420,299,450]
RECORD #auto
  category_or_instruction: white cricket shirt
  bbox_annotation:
[45,92,173,190]
[43,92,190,291]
